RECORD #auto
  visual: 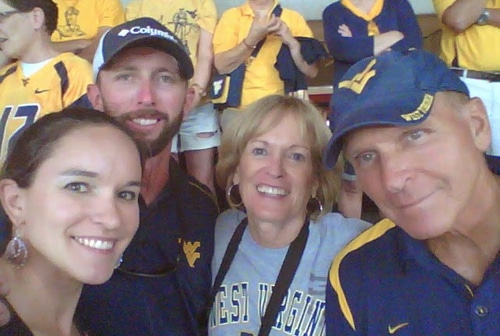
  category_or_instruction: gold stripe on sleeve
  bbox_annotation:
[328,218,396,331]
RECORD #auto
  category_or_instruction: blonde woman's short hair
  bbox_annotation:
[216,95,342,219]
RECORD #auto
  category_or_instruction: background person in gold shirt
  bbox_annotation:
[433,0,500,159]
[213,0,318,129]
[0,0,93,163]
[51,0,125,62]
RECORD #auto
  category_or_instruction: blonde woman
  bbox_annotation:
[209,95,370,335]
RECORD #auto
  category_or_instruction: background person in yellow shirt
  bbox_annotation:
[0,0,93,163]
[433,0,500,159]
[51,0,125,62]
[213,0,318,129]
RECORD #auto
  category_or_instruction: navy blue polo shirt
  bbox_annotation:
[325,219,500,336]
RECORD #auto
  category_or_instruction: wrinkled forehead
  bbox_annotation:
[342,110,442,154]
[342,124,401,156]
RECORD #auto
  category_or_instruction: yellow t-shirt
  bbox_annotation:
[51,0,125,42]
[433,0,500,71]
[0,53,92,163]
[213,1,313,108]
[125,0,217,68]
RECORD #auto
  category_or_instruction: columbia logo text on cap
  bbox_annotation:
[116,25,176,42]
[117,29,129,37]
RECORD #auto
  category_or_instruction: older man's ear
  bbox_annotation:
[465,97,492,154]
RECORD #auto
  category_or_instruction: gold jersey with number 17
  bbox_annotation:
[0,53,92,164]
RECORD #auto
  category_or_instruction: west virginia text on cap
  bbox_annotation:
[323,49,469,169]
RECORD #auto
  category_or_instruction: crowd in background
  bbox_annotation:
[0,0,499,335]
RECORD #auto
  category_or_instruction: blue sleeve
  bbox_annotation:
[68,94,94,109]
[322,4,375,63]
[325,277,361,336]
[0,207,9,249]
[392,0,423,51]
[486,154,500,175]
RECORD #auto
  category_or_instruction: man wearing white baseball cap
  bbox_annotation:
[83,17,218,336]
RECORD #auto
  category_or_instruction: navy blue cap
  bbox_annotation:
[93,17,193,80]
[324,49,469,169]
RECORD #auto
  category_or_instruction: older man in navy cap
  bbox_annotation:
[324,49,500,335]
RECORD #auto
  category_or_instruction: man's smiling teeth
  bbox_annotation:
[257,185,288,196]
[75,237,114,250]
[133,118,158,126]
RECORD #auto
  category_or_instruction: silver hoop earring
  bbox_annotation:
[4,233,29,269]
[226,184,243,208]
[307,197,324,219]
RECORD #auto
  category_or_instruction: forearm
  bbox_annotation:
[192,59,213,97]
[288,39,318,78]
[323,16,374,63]
[392,32,423,52]
[52,39,92,55]
[487,8,500,27]
[441,0,487,32]
[373,31,404,55]
[192,30,214,89]
[392,0,423,50]
[323,10,341,55]
[214,40,254,74]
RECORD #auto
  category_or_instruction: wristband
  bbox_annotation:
[191,83,207,97]
[242,38,257,49]
[477,9,490,25]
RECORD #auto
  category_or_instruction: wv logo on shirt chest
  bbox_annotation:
[181,240,201,267]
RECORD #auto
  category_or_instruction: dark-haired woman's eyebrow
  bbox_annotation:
[60,169,98,178]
